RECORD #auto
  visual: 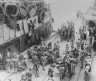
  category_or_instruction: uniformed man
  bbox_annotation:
[48,64,54,81]
[59,67,65,80]
[20,74,27,81]
[6,49,11,73]
[33,54,39,77]
[71,42,74,51]
[80,51,85,68]
[66,44,69,54]
[70,55,76,75]
[12,52,18,73]
[84,65,90,81]
[0,52,2,64]
[73,48,79,59]
[26,68,32,81]
[41,53,46,71]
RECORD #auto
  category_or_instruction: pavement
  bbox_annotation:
[0,34,61,81]
[0,21,95,81]
[0,35,95,81]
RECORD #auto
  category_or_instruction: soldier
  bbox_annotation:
[12,52,18,73]
[41,53,46,71]
[33,54,39,77]
[6,49,11,73]
[59,67,65,80]
[27,49,32,59]
[0,52,2,64]
[84,65,90,81]
[71,42,74,52]
[20,74,27,81]
[80,51,85,68]
[48,64,54,81]
[73,48,79,59]
[26,68,32,81]
[70,55,76,75]
[66,44,69,55]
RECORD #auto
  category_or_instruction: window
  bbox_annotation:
[21,22,24,29]
[15,45,17,48]
[28,23,31,31]
[8,48,10,51]
[17,24,20,31]
[33,19,36,24]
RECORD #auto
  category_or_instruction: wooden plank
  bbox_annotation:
[0,37,3,44]
[3,24,10,42]
[9,29,16,39]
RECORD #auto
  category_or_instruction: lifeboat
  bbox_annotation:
[35,9,45,23]
[0,5,5,25]
[18,3,28,18]
[27,4,36,18]
[3,3,19,18]
[6,18,17,29]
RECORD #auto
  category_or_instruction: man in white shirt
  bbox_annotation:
[6,49,11,73]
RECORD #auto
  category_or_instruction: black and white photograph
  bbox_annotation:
[0,0,96,81]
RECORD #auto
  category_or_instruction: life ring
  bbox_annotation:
[27,4,37,18]
[4,3,19,18]
[6,18,17,29]
[38,10,45,23]
[18,3,28,18]
[0,5,5,25]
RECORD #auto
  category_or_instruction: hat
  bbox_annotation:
[50,64,55,67]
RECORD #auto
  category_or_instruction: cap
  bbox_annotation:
[50,64,55,67]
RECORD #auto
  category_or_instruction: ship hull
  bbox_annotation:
[0,38,20,57]
[19,20,52,52]
[0,20,52,55]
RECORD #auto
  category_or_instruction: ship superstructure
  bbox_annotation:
[0,0,53,57]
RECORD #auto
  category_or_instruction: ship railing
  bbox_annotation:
[0,0,20,3]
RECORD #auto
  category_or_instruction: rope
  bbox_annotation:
[42,74,48,81]
[3,73,14,81]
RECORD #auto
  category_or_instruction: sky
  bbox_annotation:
[44,0,95,31]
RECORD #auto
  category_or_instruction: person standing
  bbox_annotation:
[0,52,2,64]
[48,64,54,81]
[34,54,39,77]
[41,54,46,71]
[66,44,69,55]
[26,68,32,81]
[6,49,11,73]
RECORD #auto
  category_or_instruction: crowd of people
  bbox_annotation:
[3,26,93,81]
[20,33,92,81]
[59,21,75,41]
[0,20,95,81]
[5,50,27,73]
